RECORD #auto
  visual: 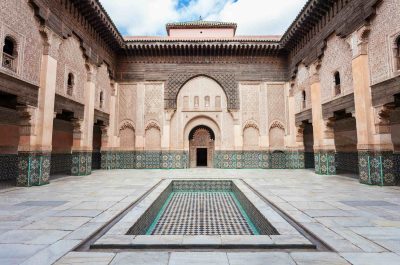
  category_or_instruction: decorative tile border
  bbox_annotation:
[17,152,51,187]
[336,152,359,175]
[314,151,336,175]
[358,151,397,186]
[101,151,189,169]
[71,151,92,176]
[214,151,305,169]
[50,153,72,175]
[92,151,101,170]
[0,154,18,181]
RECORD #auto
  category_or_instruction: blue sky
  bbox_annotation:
[99,0,308,36]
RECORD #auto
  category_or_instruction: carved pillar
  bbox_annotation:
[100,82,118,170]
[229,110,242,150]
[162,109,175,150]
[71,118,91,176]
[16,27,61,187]
[309,61,336,175]
[16,105,51,186]
[349,26,397,185]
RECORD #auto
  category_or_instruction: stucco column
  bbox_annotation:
[16,27,61,186]
[82,65,96,150]
[68,64,97,176]
[285,83,305,169]
[229,111,242,150]
[135,83,145,150]
[162,110,175,150]
[100,82,118,170]
[349,26,396,185]
[309,61,336,175]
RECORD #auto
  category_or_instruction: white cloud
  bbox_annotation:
[99,0,307,36]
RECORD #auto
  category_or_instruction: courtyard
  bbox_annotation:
[0,169,399,264]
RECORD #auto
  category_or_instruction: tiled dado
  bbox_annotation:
[314,151,336,175]
[358,151,399,186]
[0,154,18,181]
[50,153,72,175]
[17,152,51,187]
[213,151,305,169]
[71,152,92,176]
[101,151,189,169]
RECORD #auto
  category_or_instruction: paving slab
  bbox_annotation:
[169,252,229,265]
[56,252,115,265]
[290,252,351,265]
[227,252,296,265]
[110,252,169,265]
[341,252,400,265]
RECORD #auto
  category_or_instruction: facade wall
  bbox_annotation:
[368,0,400,85]
[320,34,354,103]
[0,0,43,85]
[56,36,86,103]
[117,77,289,154]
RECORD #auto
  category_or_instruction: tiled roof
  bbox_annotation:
[125,35,281,42]
[166,20,237,34]
[166,20,237,28]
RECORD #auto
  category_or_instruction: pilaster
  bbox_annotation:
[349,25,397,185]
[16,27,61,186]
[309,61,336,175]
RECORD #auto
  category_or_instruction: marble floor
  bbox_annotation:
[0,169,399,265]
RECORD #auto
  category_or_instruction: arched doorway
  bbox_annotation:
[189,125,215,168]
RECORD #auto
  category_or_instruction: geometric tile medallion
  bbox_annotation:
[149,192,257,235]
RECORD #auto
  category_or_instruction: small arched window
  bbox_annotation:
[301,90,306,109]
[334,71,341,96]
[396,37,400,71]
[204,96,210,107]
[99,91,104,108]
[2,36,17,71]
[67,73,74,96]
[194,96,199,108]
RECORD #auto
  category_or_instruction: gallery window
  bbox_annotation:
[205,96,210,107]
[396,37,400,71]
[2,36,17,71]
[100,91,104,108]
[334,71,341,96]
[67,73,74,96]
[194,96,199,108]
[215,96,221,109]
[301,90,306,109]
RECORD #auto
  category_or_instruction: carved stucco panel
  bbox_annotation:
[118,83,137,125]
[145,83,163,129]
[0,0,42,85]
[320,34,353,103]
[56,36,86,103]
[368,0,400,85]
[267,84,286,129]
[96,64,112,113]
[166,73,239,110]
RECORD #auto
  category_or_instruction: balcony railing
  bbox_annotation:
[2,53,16,72]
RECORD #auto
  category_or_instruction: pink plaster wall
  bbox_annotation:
[0,124,19,154]
[169,28,235,38]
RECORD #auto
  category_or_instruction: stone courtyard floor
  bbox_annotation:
[0,169,399,265]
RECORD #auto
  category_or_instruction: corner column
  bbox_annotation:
[287,83,305,169]
[350,26,396,185]
[17,27,61,186]
[309,61,336,175]
[101,82,119,169]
